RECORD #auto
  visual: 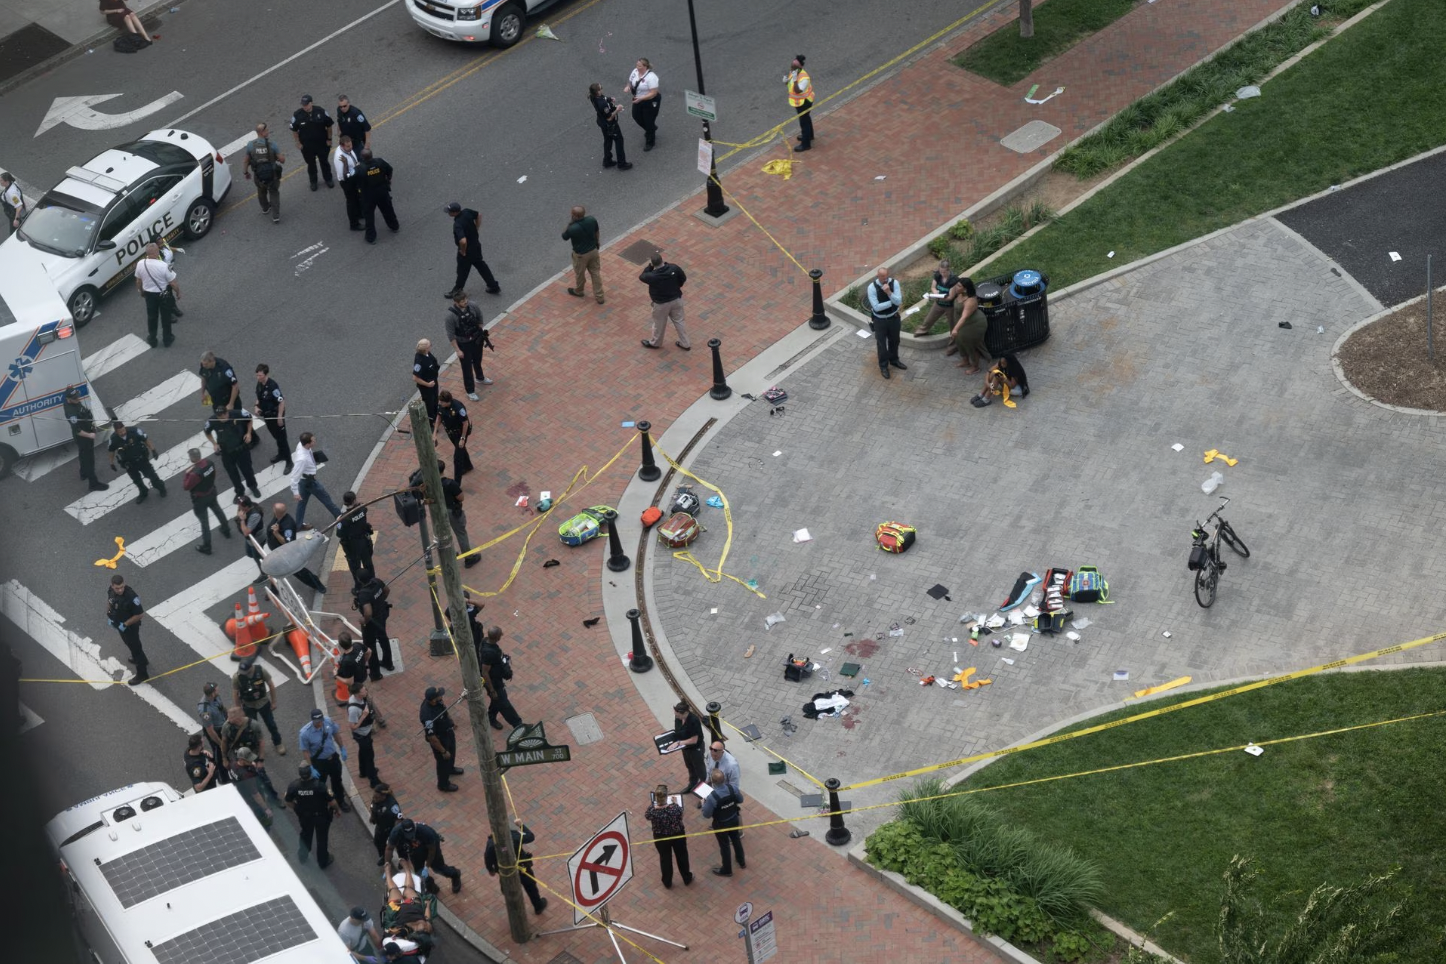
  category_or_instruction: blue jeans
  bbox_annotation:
[295,475,341,527]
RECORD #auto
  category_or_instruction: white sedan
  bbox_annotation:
[1,129,232,326]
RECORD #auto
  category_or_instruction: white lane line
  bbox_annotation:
[18,703,43,735]
[15,371,201,481]
[217,132,254,160]
[65,416,265,525]
[83,333,151,380]
[0,580,196,734]
[148,558,291,685]
[165,0,403,127]
[126,461,291,566]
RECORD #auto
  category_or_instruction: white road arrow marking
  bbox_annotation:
[36,91,186,137]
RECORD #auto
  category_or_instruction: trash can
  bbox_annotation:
[982,269,1050,356]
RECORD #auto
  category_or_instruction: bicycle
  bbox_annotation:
[1189,496,1250,608]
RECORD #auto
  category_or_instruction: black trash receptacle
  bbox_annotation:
[982,269,1050,357]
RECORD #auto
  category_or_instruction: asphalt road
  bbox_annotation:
[1276,150,1446,309]
[0,0,1001,956]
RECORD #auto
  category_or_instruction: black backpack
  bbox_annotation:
[249,139,280,183]
[113,34,148,53]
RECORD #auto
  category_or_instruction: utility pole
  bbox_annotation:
[407,401,531,943]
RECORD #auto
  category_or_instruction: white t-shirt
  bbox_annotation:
[2,182,22,214]
[629,68,659,100]
[135,257,176,293]
[336,915,374,953]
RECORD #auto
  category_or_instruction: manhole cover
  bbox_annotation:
[999,120,1062,154]
[618,239,663,265]
[564,712,604,745]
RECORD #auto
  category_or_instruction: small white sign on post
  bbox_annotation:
[685,89,717,121]
[697,138,714,177]
[747,910,778,963]
[734,901,753,925]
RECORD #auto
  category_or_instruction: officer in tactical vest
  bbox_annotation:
[337,491,375,586]
[107,420,167,503]
[444,290,491,400]
[285,763,338,867]
[359,148,399,245]
[204,405,260,500]
[64,387,109,492]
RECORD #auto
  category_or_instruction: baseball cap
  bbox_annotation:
[239,657,256,670]
[300,94,313,104]
[235,747,258,763]
[65,387,81,398]
[399,818,417,836]
[425,686,445,700]
[443,201,461,214]
[349,906,368,921]
[203,681,217,693]
[310,709,324,720]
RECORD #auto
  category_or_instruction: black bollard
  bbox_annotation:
[636,421,661,482]
[625,608,654,673]
[602,508,631,573]
[824,777,852,846]
[708,338,732,400]
[808,269,831,330]
[705,701,723,743]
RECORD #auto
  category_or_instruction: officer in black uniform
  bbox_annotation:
[106,573,149,685]
[336,94,372,151]
[64,387,109,492]
[237,497,268,582]
[443,202,500,298]
[359,148,399,245]
[337,491,375,586]
[485,819,548,914]
[204,406,260,501]
[183,733,219,793]
[107,420,167,503]
[419,686,462,792]
[289,94,335,191]
[432,390,473,478]
[267,501,329,594]
[412,339,441,424]
[284,762,338,867]
[199,352,241,410]
[353,570,394,680]
[385,818,463,893]
[254,364,292,472]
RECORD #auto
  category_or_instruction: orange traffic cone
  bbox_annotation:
[233,609,259,661]
[246,584,264,619]
[224,602,243,640]
[287,628,313,679]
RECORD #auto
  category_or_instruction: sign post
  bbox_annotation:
[536,812,690,962]
[742,909,778,963]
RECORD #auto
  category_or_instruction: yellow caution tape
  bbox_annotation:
[1132,676,1192,700]
[836,629,1446,791]
[19,623,297,686]
[94,535,127,569]
[719,717,825,789]
[654,445,765,598]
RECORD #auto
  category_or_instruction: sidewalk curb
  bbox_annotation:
[1329,286,1446,418]
[0,0,193,98]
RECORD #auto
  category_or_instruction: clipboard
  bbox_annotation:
[653,731,681,755]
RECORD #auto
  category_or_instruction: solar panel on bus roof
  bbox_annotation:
[98,816,260,908]
[151,895,319,964]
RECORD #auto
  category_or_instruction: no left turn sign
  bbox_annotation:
[566,811,635,924]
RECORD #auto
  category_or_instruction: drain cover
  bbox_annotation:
[618,239,663,265]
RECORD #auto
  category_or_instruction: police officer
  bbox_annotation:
[299,708,350,812]
[106,573,149,685]
[347,680,382,789]
[419,686,462,792]
[289,94,335,191]
[359,148,399,245]
[237,496,267,582]
[353,570,394,680]
[336,94,372,151]
[337,491,375,586]
[199,352,240,409]
[443,202,500,298]
[182,448,233,556]
[485,818,547,914]
[285,762,338,867]
[184,733,220,793]
[107,420,167,503]
[432,390,473,478]
[254,364,292,471]
[444,289,490,400]
[333,135,364,232]
[477,625,522,732]
[268,501,329,595]
[412,339,440,424]
[205,406,261,501]
[441,469,480,569]
[64,387,108,492]
[232,658,286,753]
[197,681,232,785]
[385,818,463,893]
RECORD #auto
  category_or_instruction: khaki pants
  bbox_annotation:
[650,298,689,348]
[571,249,603,301]
[918,299,960,334]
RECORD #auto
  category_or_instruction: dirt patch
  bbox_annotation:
[1336,297,1446,411]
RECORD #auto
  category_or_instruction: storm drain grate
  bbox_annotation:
[618,239,663,265]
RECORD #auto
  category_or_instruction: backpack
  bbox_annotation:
[249,139,280,183]
[875,522,916,553]
[1033,610,1071,634]
[558,505,613,546]
[113,34,148,53]
[669,486,701,516]
[641,506,663,529]
[1068,566,1110,603]
[658,512,702,548]
[1041,568,1073,613]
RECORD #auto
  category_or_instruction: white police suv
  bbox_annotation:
[0,128,232,327]
[407,0,563,47]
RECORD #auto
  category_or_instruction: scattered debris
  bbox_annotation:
[1171,443,1184,452]
[1202,471,1224,494]
[1113,669,1130,681]
[1203,449,1238,466]
[952,668,991,689]
[706,495,724,508]
[792,528,812,543]
[1066,631,1081,642]
[1009,634,1029,652]
[765,612,787,630]
[773,450,783,457]
[1278,321,1293,329]
[743,645,755,658]
[1162,631,1172,638]
[1389,251,1402,262]
[888,624,905,638]
[535,23,561,40]
[790,829,811,838]
[1235,85,1261,100]
[1244,743,1264,757]
[803,689,853,719]
[927,584,951,601]
[1024,85,1065,104]
[1001,657,1015,665]
[621,421,636,428]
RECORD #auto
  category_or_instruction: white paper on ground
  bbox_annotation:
[985,614,1006,629]
[1009,634,1029,652]
[1171,443,1184,452]
[1072,618,1092,630]
[1244,744,1264,757]
[1113,670,1130,681]
[792,528,812,543]
[857,329,872,338]
[1022,605,1040,618]
[1001,657,1015,665]
[1066,631,1081,641]
[1008,611,1025,626]
[773,450,782,457]
[1389,251,1402,262]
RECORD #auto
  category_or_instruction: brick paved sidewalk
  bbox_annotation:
[327,1,1294,960]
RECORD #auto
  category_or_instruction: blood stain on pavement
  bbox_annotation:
[845,639,879,658]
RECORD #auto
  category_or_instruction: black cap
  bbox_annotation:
[309,709,324,720]
[444,201,461,214]
[300,94,313,104]
[399,818,417,836]
[239,657,256,670]
[299,764,313,778]
[425,686,445,700]
[65,387,81,398]
[349,906,368,921]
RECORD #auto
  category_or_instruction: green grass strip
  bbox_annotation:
[973,0,1446,291]
[954,0,1137,88]
[959,668,1446,963]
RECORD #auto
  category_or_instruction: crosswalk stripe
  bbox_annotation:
[83,334,151,381]
[126,461,292,566]
[15,371,202,481]
[0,579,196,734]
[18,703,43,735]
[147,558,292,686]
[64,417,267,525]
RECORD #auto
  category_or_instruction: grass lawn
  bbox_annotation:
[959,668,1446,963]
[954,0,1138,88]
[972,0,1446,290]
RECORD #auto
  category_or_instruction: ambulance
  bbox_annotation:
[0,256,100,478]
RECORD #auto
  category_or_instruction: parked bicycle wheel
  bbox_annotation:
[1194,563,1218,608]
[1219,522,1250,558]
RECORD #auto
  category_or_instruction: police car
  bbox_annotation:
[407,0,563,47]
[0,128,232,327]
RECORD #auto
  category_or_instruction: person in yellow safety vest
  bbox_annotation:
[787,55,814,151]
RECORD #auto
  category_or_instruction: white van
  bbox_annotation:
[47,782,353,964]
[0,261,101,477]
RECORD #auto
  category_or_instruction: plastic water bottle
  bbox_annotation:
[1202,471,1224,494]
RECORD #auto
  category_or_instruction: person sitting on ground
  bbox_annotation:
[99,0,154,42]
[972,353,1029,408]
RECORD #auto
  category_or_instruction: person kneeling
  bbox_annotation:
[972,353,1029,408]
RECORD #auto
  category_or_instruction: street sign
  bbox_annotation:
[685,89,717,121]
[496,722,571,773]
[697,138,714,177]
[734,901,753,925]
[566,811,634,925]
[747,910,778,963]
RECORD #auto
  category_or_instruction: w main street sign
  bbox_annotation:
[497,722,571,773]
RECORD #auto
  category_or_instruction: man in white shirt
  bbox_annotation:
[336,906,383,962]
[708,740,740,794]
[1,172,25,237]
[290,431,342,527]
[624,58,661,151]
[333,135,364,233]
[134,243,179,348]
